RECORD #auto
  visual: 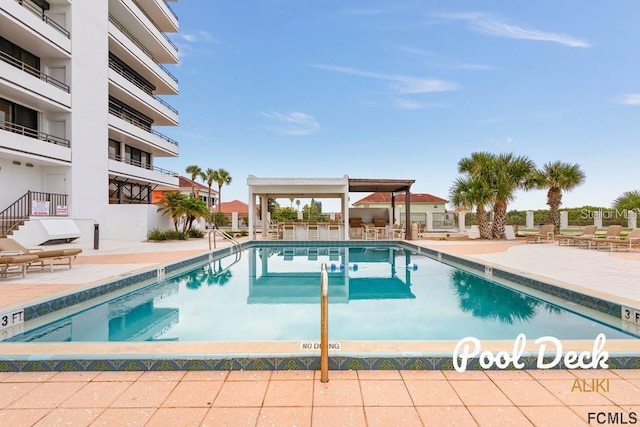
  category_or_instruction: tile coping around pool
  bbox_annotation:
[1,240,639,372]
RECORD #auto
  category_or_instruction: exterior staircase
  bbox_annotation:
[0,191,68,238]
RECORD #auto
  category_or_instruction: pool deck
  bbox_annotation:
[1,237,640,425]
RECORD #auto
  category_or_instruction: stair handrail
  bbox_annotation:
[0,191,30,238]
[0,191,69,238]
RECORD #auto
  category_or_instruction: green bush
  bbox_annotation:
[187,228,204,238]
[147,228,188,241]
[210,212,231,227]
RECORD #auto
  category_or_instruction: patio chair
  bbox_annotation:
[525,224,555,243]
[327,221,341,240]
[577,225,623,249]
[0,252,40,278]
[390,224,406,240]
[362,223,377,240]
[0,238,82,272]
[558,225,597,246]
[282,221,295,241]
[307,220,319,240]
[592,228,640,251]
[349,217,363,239]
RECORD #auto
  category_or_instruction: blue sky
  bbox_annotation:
[156,1,640,212]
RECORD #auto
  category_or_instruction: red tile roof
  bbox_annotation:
[218,200,249,214]
[178,175,212,192]
[352,192,448,205]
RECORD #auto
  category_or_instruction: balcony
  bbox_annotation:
[108,55,178,123]
[109,0,178,64]
[0,120,71,163]
[108,154,179,188]
[108,102,179,157]
[0,57,71,111]
[0,1,71,57]
[132,0,178,33]
[108,70,178,125]
[0,50,69,92]
[108,17,178,95]
[14,0,69,37]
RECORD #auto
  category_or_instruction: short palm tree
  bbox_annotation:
[212,168,232,212]
[449,176,493,239]
[613,190,640,213]
[535,161,586,231]
[181,196,209,232]
[457,152,498,239]
[156,192,187,231]
[200,168,217,209]
[185,165,203,196]
[490,153,537,239]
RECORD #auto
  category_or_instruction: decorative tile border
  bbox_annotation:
[0,355,638,372]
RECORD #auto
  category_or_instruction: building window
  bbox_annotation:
[124,145,151,169]
[108,96,153,131]
[0,97,38,132]
[434,205,438,209]
[0,36,40,75]
[108,139,121,159]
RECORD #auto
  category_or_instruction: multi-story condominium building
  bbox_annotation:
[0,0,180,244]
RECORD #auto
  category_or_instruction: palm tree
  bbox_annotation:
[534,161,586,231]
[490,153,537,239]
[200,168,217,209]
[449,176,493,239]
[181,196,209,232]
[212,168,232,212]
[156,192,187,231]
[185,165,203,196]
[289,197,294,208]
[613,190,640,213]
[295,199,300,211]
[456,152,497,239]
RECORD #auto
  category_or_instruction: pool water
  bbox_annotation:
[7,245,636,342]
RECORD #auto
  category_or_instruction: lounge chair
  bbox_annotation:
[0,238,83,272]
[576,225,623,249]
[0,252,40,278]
[525,224,555,243]
[558,225,597,246]
[591,228,640,251]
[362,223,378,240]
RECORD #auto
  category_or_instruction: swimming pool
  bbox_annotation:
[6,244,636,343]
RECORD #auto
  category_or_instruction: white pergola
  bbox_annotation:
[247,175,415,240]
[247,175,350,240]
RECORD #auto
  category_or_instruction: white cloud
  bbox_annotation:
[439,12,590,48]
[392,98,450,110]
[616,94,640,106]
[262,111,320,136]
[311,64,458,94]
[178,31,216,43]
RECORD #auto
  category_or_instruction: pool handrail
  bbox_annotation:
[320,262,329,383]
[208,229,241,252]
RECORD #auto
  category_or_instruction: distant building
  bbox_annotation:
[152,176,218,209]
[218,200,249,219]
[352,192,448,214]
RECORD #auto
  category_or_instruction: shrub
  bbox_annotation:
[187,228,204,238]
[147,228,187,241]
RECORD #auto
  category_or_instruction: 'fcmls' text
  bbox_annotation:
[453,333,609,372]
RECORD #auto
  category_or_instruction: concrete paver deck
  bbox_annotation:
[0,237,639,425]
